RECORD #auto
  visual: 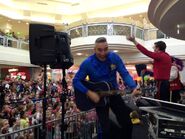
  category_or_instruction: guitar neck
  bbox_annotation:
[96,90,125,96]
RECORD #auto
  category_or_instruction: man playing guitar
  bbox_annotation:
[73,37,139,139]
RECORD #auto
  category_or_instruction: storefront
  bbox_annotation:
[1,67,31,80]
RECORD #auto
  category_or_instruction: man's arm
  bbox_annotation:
[113,53,140,96]
[73,61,89,94]
[114,54,136,89]
[127,36,160,60]
[73,61,100,103]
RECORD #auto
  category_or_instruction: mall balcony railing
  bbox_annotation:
[0,35,29,50]
[0,23,169,51]
[144,28,169,41]
[68,23,169,41]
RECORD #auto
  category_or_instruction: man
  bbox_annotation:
[73,37,138,139]
[127,36,171,101]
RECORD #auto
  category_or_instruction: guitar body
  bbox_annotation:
[74,81,114,111]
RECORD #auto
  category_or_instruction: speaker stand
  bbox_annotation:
[61,68,69,139]
[41,64,47,139]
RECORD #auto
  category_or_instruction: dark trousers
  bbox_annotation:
[172,90,181,103]
[156,80,170,101]
[96,95,133,139]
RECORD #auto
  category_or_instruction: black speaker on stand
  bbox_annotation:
[49,32,73,139]
[29,24,73,139]
[29,24,56,65]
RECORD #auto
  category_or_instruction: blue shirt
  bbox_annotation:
[73,52,136,94]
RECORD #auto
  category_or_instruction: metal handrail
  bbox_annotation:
[0,109,97,138]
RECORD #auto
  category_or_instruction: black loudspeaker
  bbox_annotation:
[135,64,146,76]
[29,24,73,69]
[50,32,74,69]
[29,24,56,65]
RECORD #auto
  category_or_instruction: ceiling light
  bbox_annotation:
[177,29,180,34]
[76,53,82,56]
[6,23,12,30]
[37,2,48,5]
[5,29,10,33]
[26,22,29,25]
[113,50,118,53]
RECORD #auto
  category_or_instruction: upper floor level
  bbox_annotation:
[0,20,185,66]
[0,21,168,50]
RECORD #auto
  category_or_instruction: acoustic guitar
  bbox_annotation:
[74,80,125,111]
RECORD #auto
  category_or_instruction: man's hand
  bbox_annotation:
[131,88,141,97]
[126,36,138,45]
[86,90,100,103]
[127,36,135,42]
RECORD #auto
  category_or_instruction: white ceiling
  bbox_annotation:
[9,0,148,14]
[0,0,150,24]
[0,0,150,39]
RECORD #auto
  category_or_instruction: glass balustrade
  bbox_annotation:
[68,23,167,40]
[144,29,167,41]
[113,24,132,36]
[70,27,83,39]
[135,27,144,40]
[88,24,107,36]
[19,40,29,50]
[0,35,5,46]
[0,23,168,51]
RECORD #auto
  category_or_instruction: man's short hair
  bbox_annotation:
[95,37,107,43]
[154,41,166,51]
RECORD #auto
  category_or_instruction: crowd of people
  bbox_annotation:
[0,77,97,138]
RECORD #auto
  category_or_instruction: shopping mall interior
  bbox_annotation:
[0,0,185,139]
[0,0,185,81]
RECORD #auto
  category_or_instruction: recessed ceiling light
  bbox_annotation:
[76,53,82,56]
[71,3,80,6]
[37,2,48,5]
